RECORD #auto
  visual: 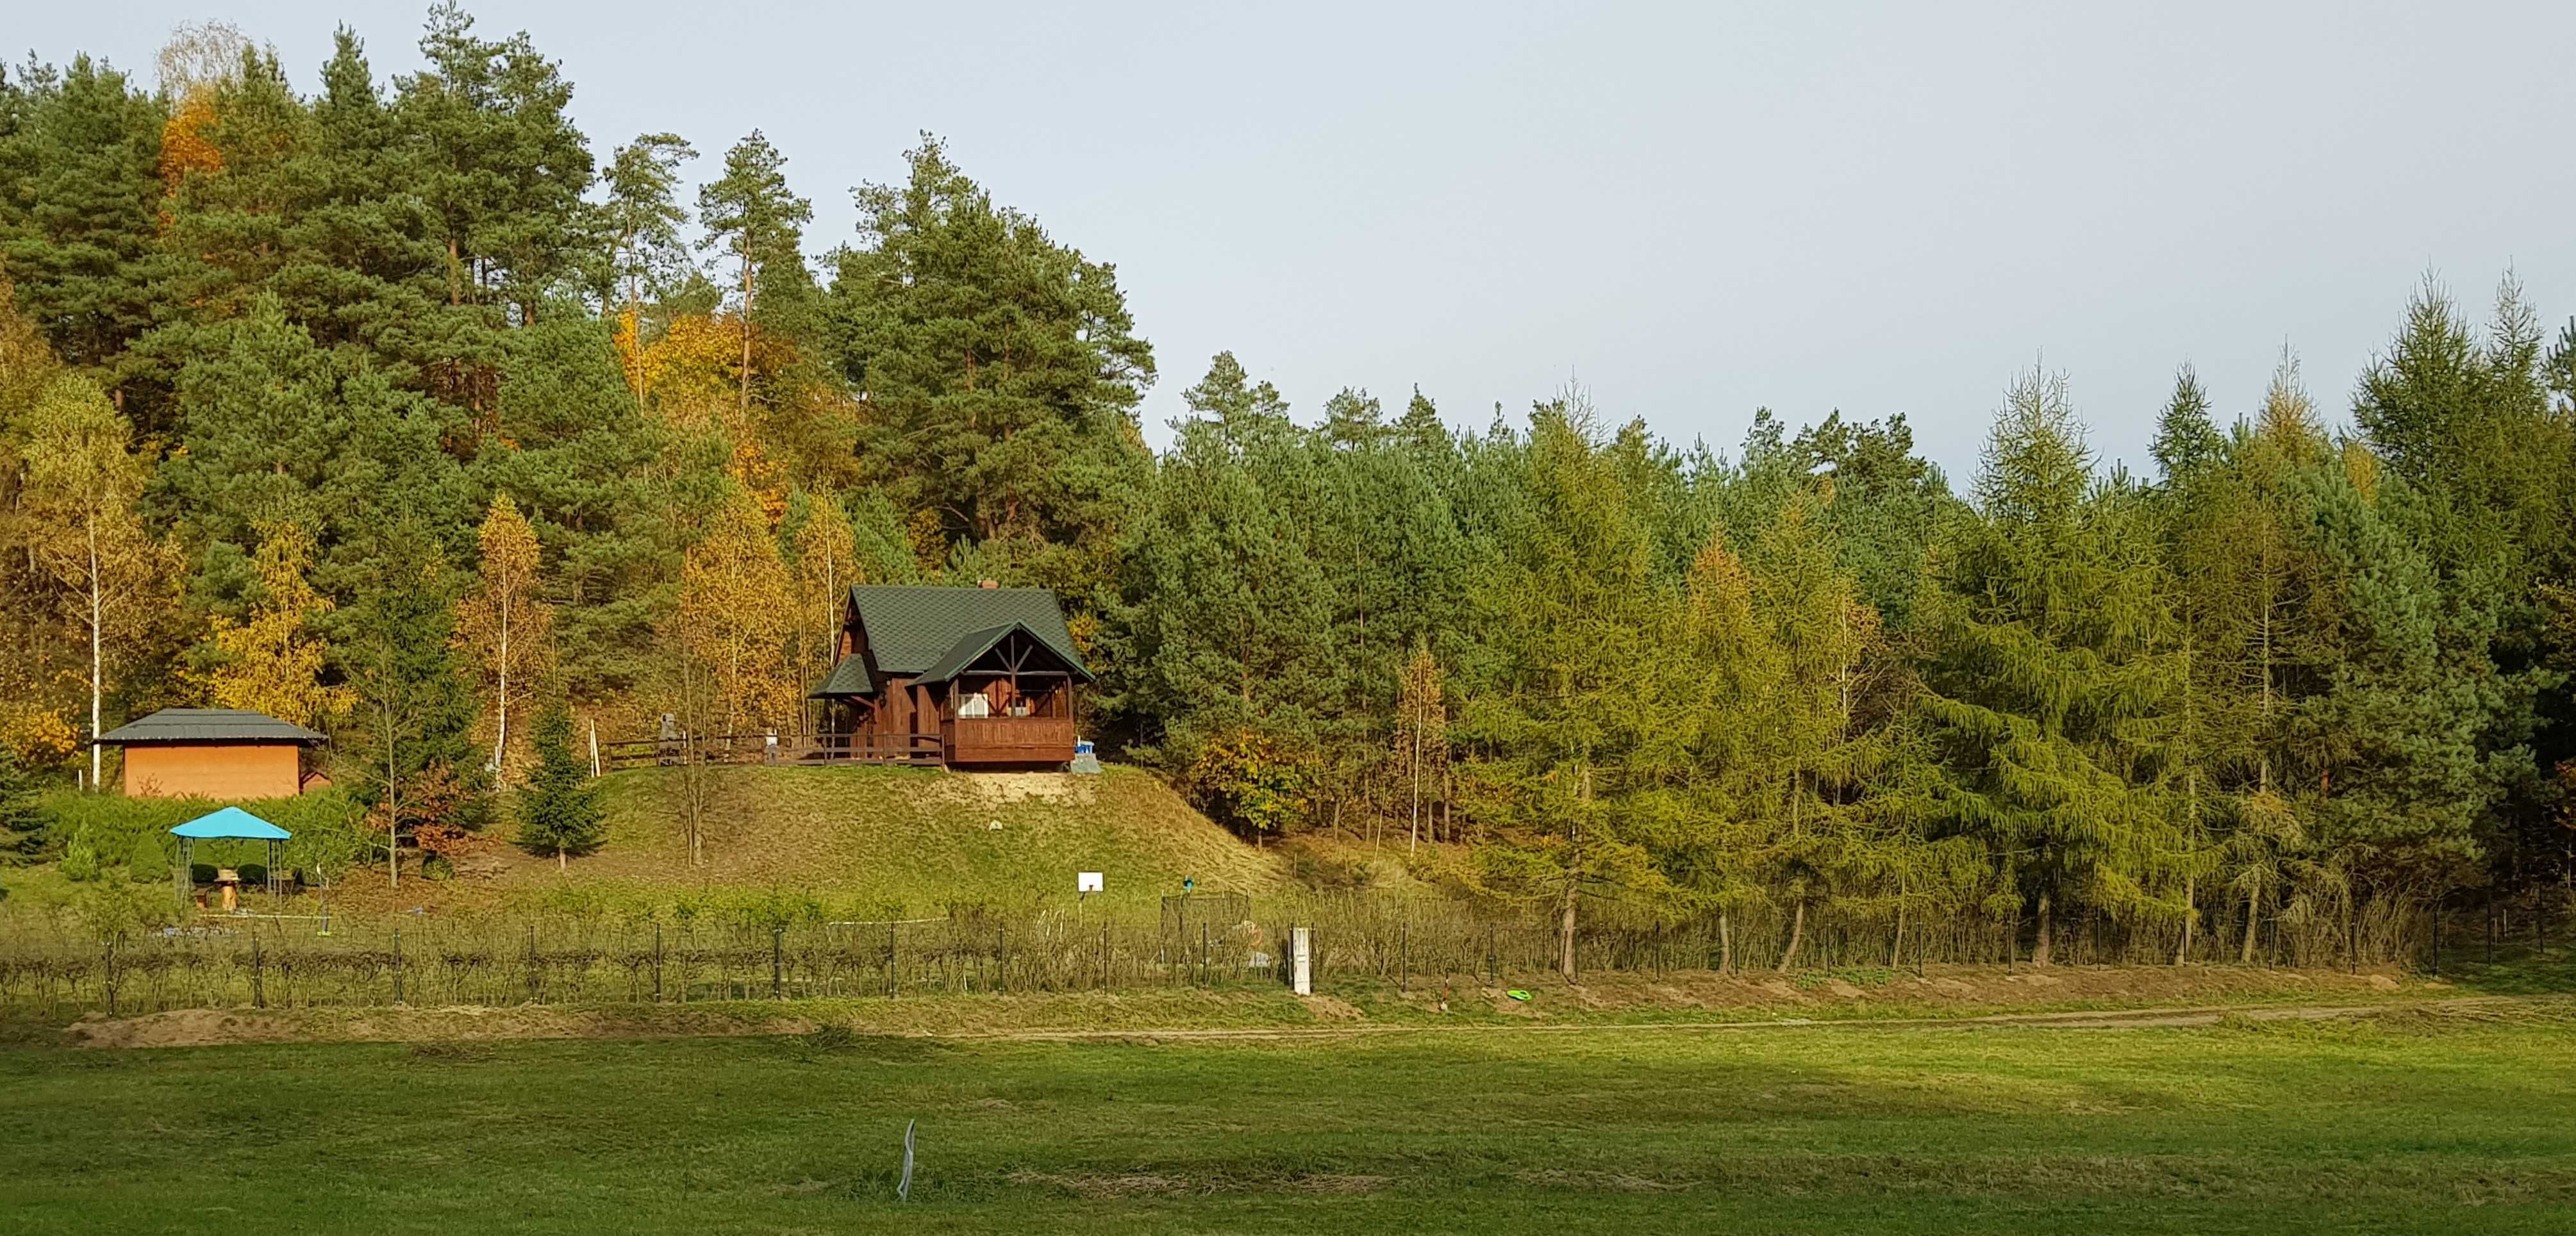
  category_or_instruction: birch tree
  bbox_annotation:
[18,375,170,788]
[676,486,797,733]
[455,493,553,777]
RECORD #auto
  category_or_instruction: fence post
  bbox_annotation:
[887,921,898,998]
[528,923,542,1003]
[394,927,404,1005]
[103,935,117,1018]
[251,930,266,1010]
[1486,929,1498,988]
[1100,925,1110,990]
[1400,923,1409,997]
[997,927,1007,993]
[772,925,785,999]
[654,923,665,1002]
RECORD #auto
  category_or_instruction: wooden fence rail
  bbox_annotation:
[595,731,945,771]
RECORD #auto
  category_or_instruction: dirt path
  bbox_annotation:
[54,994,2530,1050]
[949,997,2520,1042]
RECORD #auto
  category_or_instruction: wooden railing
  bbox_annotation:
[940,716,1078,765]
[597,731,943,772]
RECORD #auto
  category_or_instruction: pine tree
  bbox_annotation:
[0,746,46,864]
[514,705,602,868]
[834,136,1153,566]
[342,516,485,887]
[0,56,165,416]
[697,131,812,423]
[1459,395,1688,979]
[2150,365,2223,482]
[478,314,671,706]
[599,132,697,402]
[396,4,594,329]
[1107,354,1335,829]
[164,298,472,597]
[1918,368,2183,965]
[1392,639,1449,852]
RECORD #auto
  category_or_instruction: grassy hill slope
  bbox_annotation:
[360,763,1286,915]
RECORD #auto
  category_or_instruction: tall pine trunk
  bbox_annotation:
[2032,894,2054,967]
[2176,875,2195,965]
[1777,899,1806,972]
[2240,891,2261,964]
[1559,761,1589,982]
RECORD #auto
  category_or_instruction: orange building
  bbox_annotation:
[94,709,329,800]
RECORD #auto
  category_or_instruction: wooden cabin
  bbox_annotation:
[808,583,1093,768]
[93,709,330,799]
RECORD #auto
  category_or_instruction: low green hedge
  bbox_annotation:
[40,788,367,881]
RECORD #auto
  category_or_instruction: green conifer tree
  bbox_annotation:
[515,705,604,869]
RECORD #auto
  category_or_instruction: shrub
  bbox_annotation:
[0,746,44,862]
[125,829,167,883]
[37,787,369,882]
[61,830,99,882]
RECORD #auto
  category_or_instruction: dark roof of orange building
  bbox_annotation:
[95,709,328,745]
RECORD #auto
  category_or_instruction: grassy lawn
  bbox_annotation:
[8,1002,2573,1233]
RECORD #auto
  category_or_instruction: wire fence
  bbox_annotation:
[0,890,2448,1021]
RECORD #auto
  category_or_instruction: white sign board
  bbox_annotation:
[1077,871,1104,894]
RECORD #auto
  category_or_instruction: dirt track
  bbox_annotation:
[51,994,2532,1051]
[955,997,2520,1042]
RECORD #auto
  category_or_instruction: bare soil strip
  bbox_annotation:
[51,994,2530,1050]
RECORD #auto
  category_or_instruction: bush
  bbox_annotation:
[237,862,269,886]
[189,862,217,885]
[61,830,99,882]
[125,829,167,883]
[38,787,368,881]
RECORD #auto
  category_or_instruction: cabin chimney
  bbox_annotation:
[978,579,999,589]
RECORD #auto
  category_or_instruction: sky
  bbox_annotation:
[19,1,2576,481]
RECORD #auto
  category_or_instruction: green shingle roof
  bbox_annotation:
[847,586,1088,678]
[95,708,326,745]
[917,622,1095,684]
[806,654,877,699]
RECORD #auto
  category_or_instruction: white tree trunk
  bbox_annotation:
[87,524,103,790]
[492,604,510,776]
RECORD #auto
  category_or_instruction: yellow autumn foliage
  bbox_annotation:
[203,521,351,727]
[454,494,554,777]
[676,486,801,732]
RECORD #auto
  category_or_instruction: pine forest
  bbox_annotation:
[6,8,2576,979]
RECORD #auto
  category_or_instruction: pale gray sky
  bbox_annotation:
[24,2,2576,479]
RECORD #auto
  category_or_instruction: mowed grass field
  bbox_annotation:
[8,1001,2575,1234]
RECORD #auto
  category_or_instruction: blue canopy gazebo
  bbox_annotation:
[170,806,291,903]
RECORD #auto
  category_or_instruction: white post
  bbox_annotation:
[1290,926,1313,996]
[588,720,601,778]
